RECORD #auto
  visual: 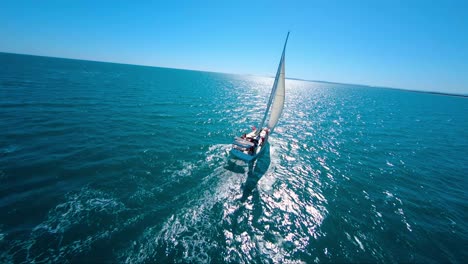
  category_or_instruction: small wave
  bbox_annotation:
[1,187,132,263]
[0,145,20,155]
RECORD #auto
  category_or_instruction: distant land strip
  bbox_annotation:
[287,77,468,98]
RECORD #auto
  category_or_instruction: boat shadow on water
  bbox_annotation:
[224,144,271,234]
[225,143,271,202]
[240,143,270,202]
[225,144,270,203]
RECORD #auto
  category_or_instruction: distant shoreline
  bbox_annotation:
[287,77,468,98]
[1,51,467,98]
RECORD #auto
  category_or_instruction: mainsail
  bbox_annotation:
[230,32,290,162]
[258,32,289,132]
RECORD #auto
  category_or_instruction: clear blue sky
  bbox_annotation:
[1,0,467,94]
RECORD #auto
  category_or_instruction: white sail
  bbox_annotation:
[267,56,285,129]
[258,32,288,131]
[230,32,289,162]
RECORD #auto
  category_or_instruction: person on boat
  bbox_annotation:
[241,133,246,139]
[249,146,255,154]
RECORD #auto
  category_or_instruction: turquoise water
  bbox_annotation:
[0,52,467,263]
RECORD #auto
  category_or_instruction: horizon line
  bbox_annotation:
[1,51,466,98]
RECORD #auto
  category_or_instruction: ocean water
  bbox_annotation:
[0,52,467,263]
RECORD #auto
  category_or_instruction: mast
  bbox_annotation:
[257,32,289,132]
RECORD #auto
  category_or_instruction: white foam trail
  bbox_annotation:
[119,144,254,263]
[118,139,324,263]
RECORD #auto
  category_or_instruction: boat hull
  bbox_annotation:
[230,128,269,162]
[230,148,257,161]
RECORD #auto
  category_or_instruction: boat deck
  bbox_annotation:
[230,128,269,161]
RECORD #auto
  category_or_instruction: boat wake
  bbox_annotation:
[1,139,327,263]
[118,143,281,263]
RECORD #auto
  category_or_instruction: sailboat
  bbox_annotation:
[230,32,289,162]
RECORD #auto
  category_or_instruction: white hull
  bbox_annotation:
[230,128,269,162]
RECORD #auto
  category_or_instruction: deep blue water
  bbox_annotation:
[0,52,467,263]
